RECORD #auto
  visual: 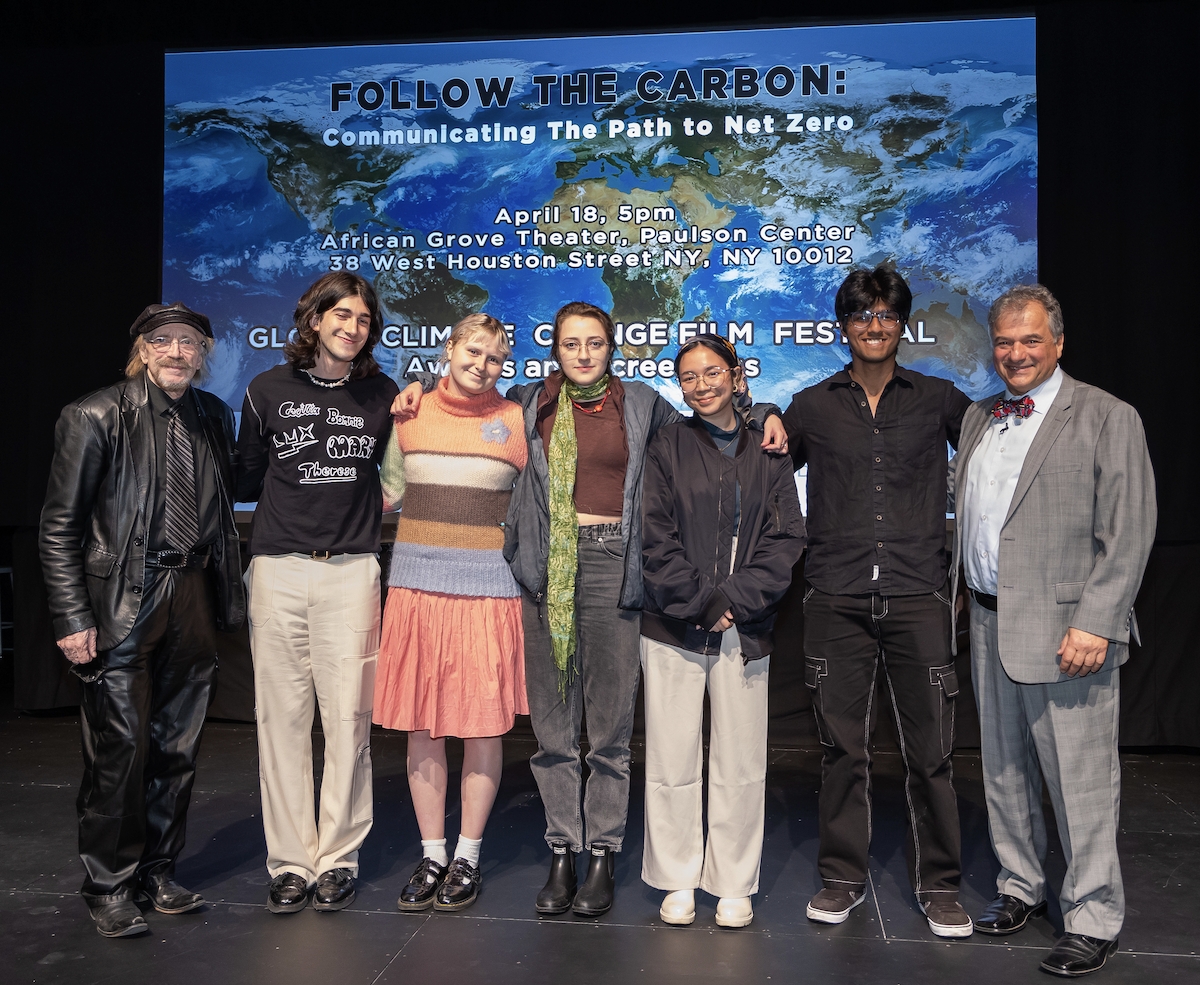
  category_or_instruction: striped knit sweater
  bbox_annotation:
[381,378,527,598]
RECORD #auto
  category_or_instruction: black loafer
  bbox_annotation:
[312,868,356,911]
[535,846,577,915]
[572,849,615,917]
[398,858,447,912]
[138,876,204,914]
[89,898,150,938]
[975,894,1047,935]
[434,858,482,911]
[1040,934,1119,977]
[267,872,310,914]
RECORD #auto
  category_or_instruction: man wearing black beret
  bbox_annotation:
[40,302,245,937]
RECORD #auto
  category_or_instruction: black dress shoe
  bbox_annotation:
[1040,934,1119,977]
[572,849,615,917]
[138,876,205,914]
[434,858,482,911]
[267,872,310,914]
[312,868,356,911]
[89,899,150,938]
[976,894,1047,935]
[398,858,447,912]
[535,846,577,915]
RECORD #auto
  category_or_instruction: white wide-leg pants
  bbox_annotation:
[248,553,380,884]
[640,628,770,899]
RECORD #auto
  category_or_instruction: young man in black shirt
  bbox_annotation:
[782,265,973,937]
[237,273,398,914]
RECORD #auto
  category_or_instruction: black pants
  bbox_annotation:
[803,586,962,902]
[77,567,217,906]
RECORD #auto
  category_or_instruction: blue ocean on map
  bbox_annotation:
[164,19,1036,415]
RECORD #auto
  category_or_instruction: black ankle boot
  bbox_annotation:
[572,848,614,917]
[535,845,577,915]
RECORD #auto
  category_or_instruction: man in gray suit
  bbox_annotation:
[949,284,1155,977]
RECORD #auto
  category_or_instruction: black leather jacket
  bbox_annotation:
[39,374,246,650]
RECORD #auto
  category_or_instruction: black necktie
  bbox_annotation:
[163,402,200,553]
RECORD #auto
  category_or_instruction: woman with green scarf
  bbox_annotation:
[394,301,787,918]
[504,302,787,919]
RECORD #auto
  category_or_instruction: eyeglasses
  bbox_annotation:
[847,310,902,328]
[558,339,609,356]
[679,366,732,390]
[147,336,202,352]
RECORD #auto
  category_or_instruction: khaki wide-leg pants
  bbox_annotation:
[248,553,380,884]
[640,628,770,899]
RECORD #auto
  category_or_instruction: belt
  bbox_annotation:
[970,588,998,611]
[145,546,212,569]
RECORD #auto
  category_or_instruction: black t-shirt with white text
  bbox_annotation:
[237,364,399,557]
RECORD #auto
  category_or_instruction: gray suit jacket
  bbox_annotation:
[948,371,1156,683]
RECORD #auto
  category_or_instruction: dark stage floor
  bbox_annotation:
[2,700,1197,985]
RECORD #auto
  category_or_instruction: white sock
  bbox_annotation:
[454,835,483,867]
[422,838,449,867]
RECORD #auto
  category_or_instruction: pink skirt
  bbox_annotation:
[373,587,527,738]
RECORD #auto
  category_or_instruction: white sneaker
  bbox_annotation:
[659,889,696,925]
[716,897,753,928]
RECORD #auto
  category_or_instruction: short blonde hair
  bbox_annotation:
[124,334,212,382]
[443,313,512,361]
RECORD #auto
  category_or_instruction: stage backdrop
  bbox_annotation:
[164,17,1036,418]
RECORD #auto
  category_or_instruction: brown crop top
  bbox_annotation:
[536,373,630,517]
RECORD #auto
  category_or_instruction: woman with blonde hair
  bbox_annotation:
[373,313,527,912]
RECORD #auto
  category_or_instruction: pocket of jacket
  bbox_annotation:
[83,549,117,578]
[1055,581,1086,604]
[930,663,959,759]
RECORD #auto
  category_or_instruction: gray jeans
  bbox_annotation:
[523,525,642,853]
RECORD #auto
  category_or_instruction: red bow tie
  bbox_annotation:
[992,395,1034,420]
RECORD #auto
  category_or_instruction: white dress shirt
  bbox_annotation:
[961,365,1064,595]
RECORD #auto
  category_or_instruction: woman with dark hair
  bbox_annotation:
[639,335,805,929]
[394,303,787,918]
[373,314,528,913]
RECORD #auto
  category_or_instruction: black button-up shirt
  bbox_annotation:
[783,365,970,596]
[147,379,220,553]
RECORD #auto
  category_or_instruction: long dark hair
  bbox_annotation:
[284,272,383,380]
